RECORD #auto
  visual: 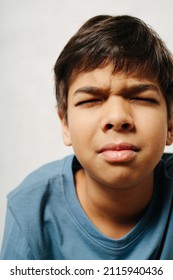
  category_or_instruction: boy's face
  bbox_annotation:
[60,64,173,189]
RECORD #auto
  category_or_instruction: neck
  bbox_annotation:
[75,169,153,238]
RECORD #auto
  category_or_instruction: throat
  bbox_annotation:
[74,168,153,239]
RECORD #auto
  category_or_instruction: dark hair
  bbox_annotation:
[54,15,173,120]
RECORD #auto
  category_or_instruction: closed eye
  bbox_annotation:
[129,97,159,104]
[75,99,103,106]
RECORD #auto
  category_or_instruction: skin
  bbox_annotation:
[59,64,173,238]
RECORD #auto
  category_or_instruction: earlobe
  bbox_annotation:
[166,116,173,146]
[58,112,72,146]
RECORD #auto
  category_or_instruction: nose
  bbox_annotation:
[101,97,135,132]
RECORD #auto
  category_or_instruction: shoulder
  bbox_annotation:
[7,154,74,208]
[161,153,173,178]
[2,155,75,260]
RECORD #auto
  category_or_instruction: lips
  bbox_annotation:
[98,143,140,153]
[97,143,140,163]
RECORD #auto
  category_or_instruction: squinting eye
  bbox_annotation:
[129,98,158,104]
[76,99,103,106]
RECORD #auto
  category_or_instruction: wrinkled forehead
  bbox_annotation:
[68,60,159,90]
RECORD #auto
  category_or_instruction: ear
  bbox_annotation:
[58,112,72,146]
[166,108,173,146]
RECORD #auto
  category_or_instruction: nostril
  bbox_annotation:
[106,123,114,130]
[122,123,130,130]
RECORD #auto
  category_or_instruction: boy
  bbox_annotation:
[1,15,173,260]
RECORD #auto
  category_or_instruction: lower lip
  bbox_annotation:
[99,150,137,163]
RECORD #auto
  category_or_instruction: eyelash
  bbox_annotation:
[129,97,158,104]
[76,97,158,107]
[76,99,102,106]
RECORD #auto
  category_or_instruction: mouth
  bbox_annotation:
[97,143,140,163]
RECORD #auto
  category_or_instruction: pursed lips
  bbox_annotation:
[97,143,140,153]
[97,143,140,163]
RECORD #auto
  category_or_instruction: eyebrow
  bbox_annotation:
[126,83,160,95]
[73,86,110,97]
[73,83,160,97]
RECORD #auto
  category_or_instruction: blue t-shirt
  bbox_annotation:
[0,154,173,260]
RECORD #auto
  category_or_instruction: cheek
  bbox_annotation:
[68,107,97,134]
[67,116,93,145]
[138,110,168,148]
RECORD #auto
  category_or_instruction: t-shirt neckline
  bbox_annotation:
[62,155,159,250]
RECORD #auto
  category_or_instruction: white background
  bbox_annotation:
[1,260,173,280]
[0,0,173,247]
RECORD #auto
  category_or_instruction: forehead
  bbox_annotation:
[69,64,160,94]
